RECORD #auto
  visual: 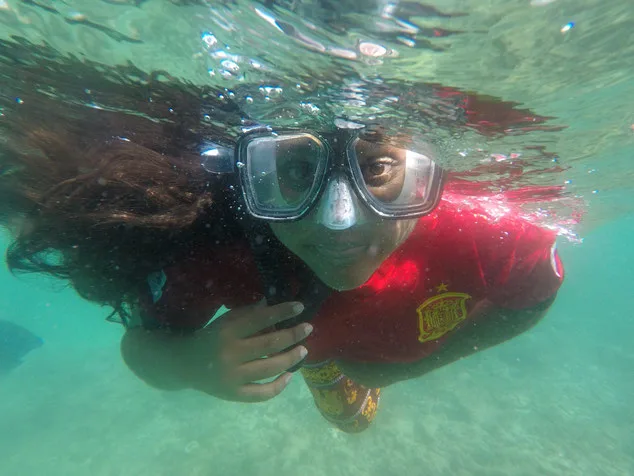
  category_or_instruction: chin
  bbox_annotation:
[313,264,376,291]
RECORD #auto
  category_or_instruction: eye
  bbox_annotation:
[368,160,390,177]
[287,161,313,181]
[279,160,316,192]
[363,157,397,185]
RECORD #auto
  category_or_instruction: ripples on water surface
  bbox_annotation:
[1,0,633,237]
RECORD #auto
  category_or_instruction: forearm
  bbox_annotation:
[120,327,193,391]
[339,296,556,388]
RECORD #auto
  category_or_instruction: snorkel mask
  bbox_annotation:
[202,120,446,228]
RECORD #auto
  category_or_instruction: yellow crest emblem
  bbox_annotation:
[417,291,471,343]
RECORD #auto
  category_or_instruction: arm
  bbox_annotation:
[338,295,556,388]
[410,296,555,377]
[119,300,208,391]
[119,301,311,402]
[120,327,192,391]
[342,217,564,388]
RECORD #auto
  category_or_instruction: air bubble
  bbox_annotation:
[211,50,229,60]
[560,22,575,33]
[221,60,239,73]
[68,12,86,21]
[201,32,218,48]
[359,41,388,57]
[259,86,283,97]
[300,102,320,114]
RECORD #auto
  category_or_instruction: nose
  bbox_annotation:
[315,172,362,231]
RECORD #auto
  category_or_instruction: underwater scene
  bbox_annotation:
[0,1,633,475]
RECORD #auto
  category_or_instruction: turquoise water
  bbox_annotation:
[1,216,632,474]
[1,0,634,474]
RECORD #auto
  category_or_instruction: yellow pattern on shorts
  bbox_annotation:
[343,378,359,404]
[301,360,344,386]
[312,387,346,417]
[362,389,380,420]
[301,360,382,433]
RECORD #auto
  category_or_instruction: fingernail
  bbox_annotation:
[292,302,304,314]
[302,323,314,337]
[283,373,293,386]
[298,346,308,359]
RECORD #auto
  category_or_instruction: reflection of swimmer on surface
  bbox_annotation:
[0,320,43,376]
[0,45,565,433]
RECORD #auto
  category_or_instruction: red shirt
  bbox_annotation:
[146,196,564,364]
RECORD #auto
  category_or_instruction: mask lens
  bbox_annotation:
[350,138,438,213]
[244,133,325,215]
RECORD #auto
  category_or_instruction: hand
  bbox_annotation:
[183,301,312,402]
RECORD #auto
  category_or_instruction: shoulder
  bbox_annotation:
[399,195,521,259]
[141,241,264,329]
[162,241,263,307]
[403,194,563,308]
[417,194,559,252]
[442,194,564,308]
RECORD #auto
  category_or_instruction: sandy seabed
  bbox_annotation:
[1,222,633,476]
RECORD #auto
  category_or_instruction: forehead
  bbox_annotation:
[304,125,412,148]
[256,120,428,156]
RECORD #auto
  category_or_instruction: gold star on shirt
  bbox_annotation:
[436,282,448,293]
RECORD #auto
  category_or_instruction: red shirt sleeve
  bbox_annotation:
[141,243,263,330]
[477,215,564,310]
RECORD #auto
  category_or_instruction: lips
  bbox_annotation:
[312,243,369,261]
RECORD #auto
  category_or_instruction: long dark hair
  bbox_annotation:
[0,40,246,321]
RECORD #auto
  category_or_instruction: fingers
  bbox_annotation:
[206,301,311,403]
[237,344,307,384]
[228,301,305,338]
[238,322,313,363]
[235,372,294,403]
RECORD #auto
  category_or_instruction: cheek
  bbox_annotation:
[270,223,305,253]
[376,218,416,251]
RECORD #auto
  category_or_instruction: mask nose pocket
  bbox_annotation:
[316,173,359,230]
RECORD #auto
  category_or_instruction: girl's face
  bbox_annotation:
[269,137,428,290]
[270,211,417,290]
